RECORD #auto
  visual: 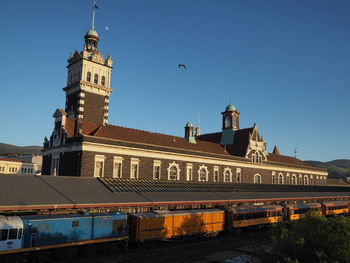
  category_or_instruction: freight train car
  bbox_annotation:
[129,209,224,242]
[284,203,322,221]
[226,205,283,229]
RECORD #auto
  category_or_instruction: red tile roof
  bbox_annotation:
[93,123,230,155]
[267,153,310,167]
[63,118,318,169]
[196,132,222,144]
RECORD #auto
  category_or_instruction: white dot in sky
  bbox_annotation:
[105,26,109,31]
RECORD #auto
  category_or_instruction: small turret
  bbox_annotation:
[184,122,196,144]
[220,104,240,145]
[273,145,281,155]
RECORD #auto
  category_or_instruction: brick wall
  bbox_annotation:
[83,92,106,123]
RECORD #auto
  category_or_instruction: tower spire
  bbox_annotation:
[92,1,98,29]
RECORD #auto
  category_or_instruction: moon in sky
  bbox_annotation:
[105,26,109,31]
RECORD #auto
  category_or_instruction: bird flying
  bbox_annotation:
[178,64,187,70]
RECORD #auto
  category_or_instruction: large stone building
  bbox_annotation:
[42,24,328,186]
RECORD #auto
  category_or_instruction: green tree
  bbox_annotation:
[262,213,350,263]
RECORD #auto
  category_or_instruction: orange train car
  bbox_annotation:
[128,209,224,242]
[284,203,322,221]
[322,201,349,216]
[226,205,284,229]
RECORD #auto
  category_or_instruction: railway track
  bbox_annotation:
[59,228,267,263]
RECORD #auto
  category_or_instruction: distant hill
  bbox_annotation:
[0,143,42,156]
[305,159,350,180]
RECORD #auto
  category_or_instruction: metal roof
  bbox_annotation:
[1,175,350,212]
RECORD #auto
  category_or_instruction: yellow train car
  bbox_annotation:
[284,203,322,221]
[129,209,224,242]
[226,205,283,229]
[322,201,349,216]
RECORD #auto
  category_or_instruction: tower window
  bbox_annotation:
[94,74,98,84]
[87,72,91,82]
[224,115,232,128]
[101,76,106,86]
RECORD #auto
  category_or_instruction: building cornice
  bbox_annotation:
[81,140,328,176]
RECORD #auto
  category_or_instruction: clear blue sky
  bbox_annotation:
[0,0,349,162]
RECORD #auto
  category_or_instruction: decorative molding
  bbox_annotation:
[81,141,328,176]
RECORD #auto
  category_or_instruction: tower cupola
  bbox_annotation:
[220,104,240,145]
[222,104,240,130]
[84,29,99,51]
[184,122,196,144]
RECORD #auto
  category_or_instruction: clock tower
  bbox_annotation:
[63,13,113,124]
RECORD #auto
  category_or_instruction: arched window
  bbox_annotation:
[304,175,309,185]
[224,115,231,128]
[223,168,232,182]
[167,162,180,180]
[232,118,237,128]
[252,153,256,164]
[254,174,262,184]
[292,174,297,185]
[94,74,98,84]
[101,76,106,86]
[316,176,319,185]
[87,71,91,82]
[258,155,262,164]
[255,154,259,164]
[278,173,284,184]
[169,166,177,180]
[298,175,303,185]
[272,172,276,184]
[198,165,208,182]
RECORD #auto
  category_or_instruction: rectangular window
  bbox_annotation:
[272,171,276,184]
[0,229,8,241]
[8,229,18,240]
[236,168,241,183]
[94,155,105,178]
[51,155,60,175]
[130,158,140,179]
[213,166,219,182]
[113,157,123,178]
[186,163,193,181]
[153,160,161,180]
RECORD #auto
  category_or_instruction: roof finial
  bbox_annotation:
[92,1,99,30]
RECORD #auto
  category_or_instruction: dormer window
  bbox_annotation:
[94,74,98,84]
[224,115,231,128]
[87,72,91,82]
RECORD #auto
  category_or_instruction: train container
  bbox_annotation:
[21,212,127,248]
[0,216,23,251]
[129,209,224,242]
[284,203,322,221]
[226,205,283,228]
[321,201,349,216]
